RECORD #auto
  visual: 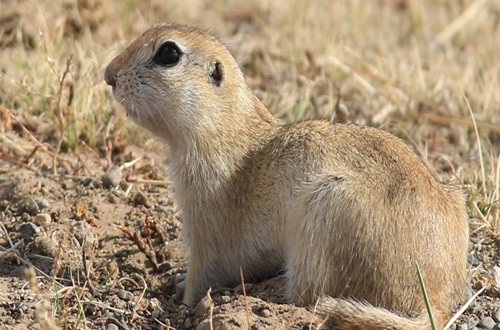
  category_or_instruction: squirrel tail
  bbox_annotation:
[317,297,443,330]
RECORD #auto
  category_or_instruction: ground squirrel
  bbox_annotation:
[105,23,469,329]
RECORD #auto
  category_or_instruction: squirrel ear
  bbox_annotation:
[209,60,224,87]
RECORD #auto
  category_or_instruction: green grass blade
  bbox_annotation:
[416,261,437,330]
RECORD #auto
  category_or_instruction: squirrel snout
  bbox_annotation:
[104,59,116,87]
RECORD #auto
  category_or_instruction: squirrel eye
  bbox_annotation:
[153,42,181,66]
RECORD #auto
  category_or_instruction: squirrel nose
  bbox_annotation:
[104,59,116,87]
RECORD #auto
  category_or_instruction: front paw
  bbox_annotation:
[175,272,187,301]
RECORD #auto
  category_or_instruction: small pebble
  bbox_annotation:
[105,324,119,330]
[260,309,271,317]
[102,166,122,188]
[194,295,212,317]
[31,236,58,258]
[18,197,39,215]
[493,308,500,323]
[37,199,51,210]
[134,191,152,208]
[220,295,230,304]
[19,222,40,239]
[479,316,496,329]
[20,213,30,222]
[117,289,134,301]
[34,213,51,227]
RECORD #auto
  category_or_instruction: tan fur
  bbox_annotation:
[105,23,469,329]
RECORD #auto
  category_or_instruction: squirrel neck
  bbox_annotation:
[167,88,279,195]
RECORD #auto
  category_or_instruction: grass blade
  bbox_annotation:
[416,262,437,330]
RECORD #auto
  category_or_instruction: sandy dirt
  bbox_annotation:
[0,133,499,329]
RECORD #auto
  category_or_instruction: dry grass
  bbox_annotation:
[2,0,498,195]
[1,0,500,328]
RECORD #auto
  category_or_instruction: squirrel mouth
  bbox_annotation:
[112,89,137,117]
[112,90,136,119]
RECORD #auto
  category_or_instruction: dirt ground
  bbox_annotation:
[0,125,498,330]
[0,137,320,329]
